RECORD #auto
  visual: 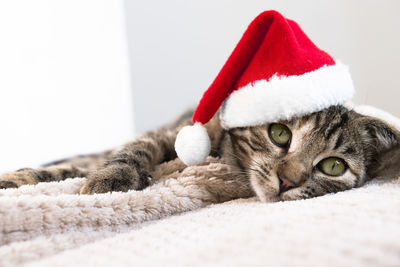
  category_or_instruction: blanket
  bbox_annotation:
[1,174,400,267]
[1,105,400,267]
[0,157,253,266]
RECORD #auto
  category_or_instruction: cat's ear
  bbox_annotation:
[357,115,400,179]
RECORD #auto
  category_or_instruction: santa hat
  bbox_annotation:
[175,10,354,166]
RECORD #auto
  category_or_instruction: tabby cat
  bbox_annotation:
[1,105,399,202]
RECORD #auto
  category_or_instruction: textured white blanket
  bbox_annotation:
[1,105,400,267]
[1,176,399,267]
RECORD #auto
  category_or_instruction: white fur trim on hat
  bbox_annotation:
[175,123,211,166]
[220,62,354,129]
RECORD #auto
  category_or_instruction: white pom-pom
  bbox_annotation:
[174,123,211,166]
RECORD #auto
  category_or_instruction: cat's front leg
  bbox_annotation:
[79,162,151,194]
[80,130,179,194]
[0,168,40,188]
[0,166,88,189]
[80,109,224,194]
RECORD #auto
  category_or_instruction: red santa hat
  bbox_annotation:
[175,10,354,166]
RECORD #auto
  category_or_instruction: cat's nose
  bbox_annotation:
[277,161,308,193]
[277,173,296,193]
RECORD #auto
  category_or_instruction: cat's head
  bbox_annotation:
[225,105,400,201]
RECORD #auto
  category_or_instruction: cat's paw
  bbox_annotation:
[0,169,37,189]
[80,164,150,194]
[0,180,18,189]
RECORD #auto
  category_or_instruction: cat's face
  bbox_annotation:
[225,105,400,202]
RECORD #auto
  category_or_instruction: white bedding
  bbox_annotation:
[1,176,399,267]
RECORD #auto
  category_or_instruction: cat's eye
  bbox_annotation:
[268,123,291,147]
[318,157,347,176]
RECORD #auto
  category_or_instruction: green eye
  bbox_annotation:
[318,157,347,176]
[269,123,291,147]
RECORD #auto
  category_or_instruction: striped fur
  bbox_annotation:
[1,105,399,202]
[222,106,400,201]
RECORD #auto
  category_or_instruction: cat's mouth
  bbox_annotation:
[278,174,296,194]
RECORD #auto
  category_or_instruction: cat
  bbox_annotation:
[0,105,399,202]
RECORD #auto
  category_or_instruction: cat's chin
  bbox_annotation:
[259,194,281,203]
[249,174,280,203]
[279,191,300,201]
[279,187,308,201]
[249,173,306,202]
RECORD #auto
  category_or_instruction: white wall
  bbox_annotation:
[125,0,400,133]
[0,0,134,172]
